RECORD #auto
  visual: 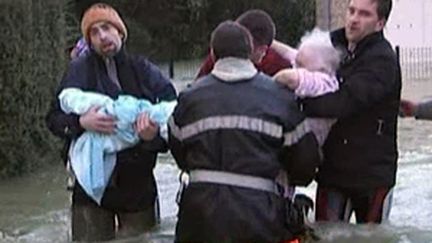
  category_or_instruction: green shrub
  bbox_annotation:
[0,0,72,178]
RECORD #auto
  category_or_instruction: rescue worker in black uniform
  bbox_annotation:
[169,20,320,243]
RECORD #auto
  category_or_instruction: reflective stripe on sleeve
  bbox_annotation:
[168,115,283,141]
[283,120,311,146]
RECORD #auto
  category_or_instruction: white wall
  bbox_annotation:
[424,0,432,46]
[385,0,431,47]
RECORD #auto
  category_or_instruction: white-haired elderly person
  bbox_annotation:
[272,29,341,202]
[274,28,341,146]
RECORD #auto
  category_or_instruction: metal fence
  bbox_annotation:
[156,58,203,91]
[156,46,432,86]
[397,46,432,82]
[157,59,203,81]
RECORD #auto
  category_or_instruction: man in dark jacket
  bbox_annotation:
[302,0,401,223]
[45,3,176,241]
[169,21,320,242]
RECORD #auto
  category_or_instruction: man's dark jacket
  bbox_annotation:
[46,49,176,212]
[303,28,402,189]
[169,72,320,242]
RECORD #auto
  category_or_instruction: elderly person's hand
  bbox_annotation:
[273,69,300,90]
[135,112,159,141]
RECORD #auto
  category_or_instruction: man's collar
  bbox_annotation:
[211,57,258,82]
[331,28,384,54]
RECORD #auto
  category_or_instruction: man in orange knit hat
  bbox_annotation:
[46,3,176,241]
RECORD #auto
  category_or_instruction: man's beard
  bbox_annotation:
[98,44,121,57]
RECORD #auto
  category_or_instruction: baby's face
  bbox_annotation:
[295,47,322,72]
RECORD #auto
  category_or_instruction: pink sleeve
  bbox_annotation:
[294,68,339,98]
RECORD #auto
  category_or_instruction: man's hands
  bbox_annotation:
[135,112,159,141]
[399,99,418,117]
[79,107,158,141]
[273,69,300,90]
[79,106,116,134]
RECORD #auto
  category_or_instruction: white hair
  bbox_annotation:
[297,28,341,75]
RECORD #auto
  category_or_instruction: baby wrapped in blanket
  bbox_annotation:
[59,88,177,204]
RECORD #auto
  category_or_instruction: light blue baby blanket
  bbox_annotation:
[59,88,177,204]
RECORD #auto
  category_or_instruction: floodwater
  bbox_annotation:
[1,80,432,243]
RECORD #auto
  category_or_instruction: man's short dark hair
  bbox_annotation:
[211,20,253,60]
[371,0,392,21]
[236,9,275,47]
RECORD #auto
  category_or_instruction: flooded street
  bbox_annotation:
[1,80,432,242]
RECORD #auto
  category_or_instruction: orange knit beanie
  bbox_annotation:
[81,3,128,43]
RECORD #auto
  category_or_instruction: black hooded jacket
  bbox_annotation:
[303,29,402,189]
